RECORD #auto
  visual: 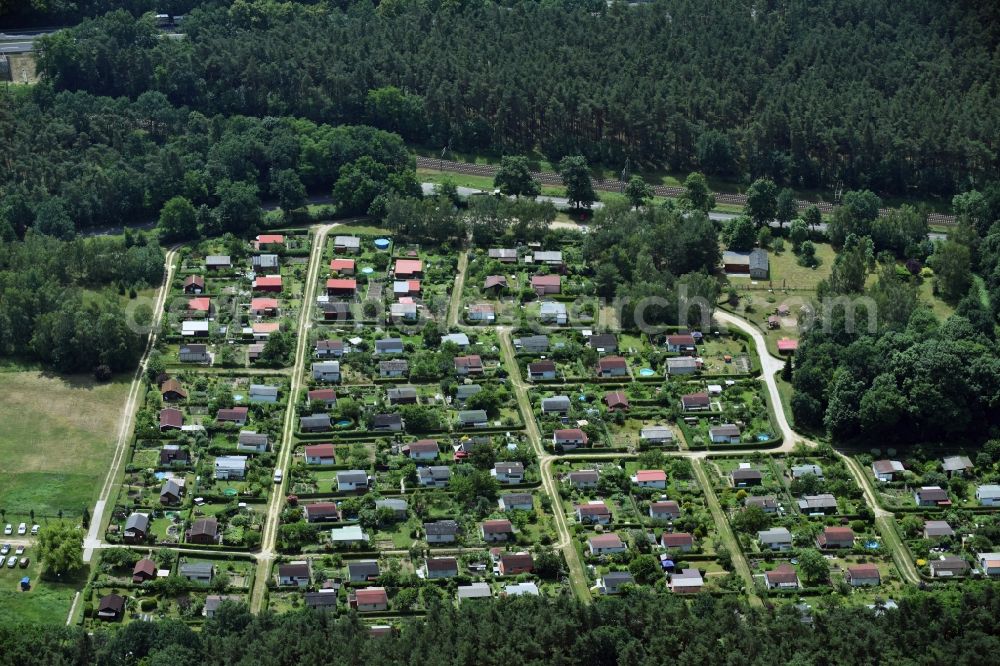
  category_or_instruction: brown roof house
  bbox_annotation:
[216,407,249,426]
[484,275,508,294]
[159,408,183,431]
[915,486,951,507]
[183,275,205,294]
[481,519,514,542]
[681,392,711,411]
[132,558,157,584]
[765,563,800,589]
[186,517,220,545]
[816,526,855,549]
[97,594,126,621]
[604,391,630,411]
[531,274,561,296]
[161,378,187,402]
[846,564,881,587]
[596,356,628,378]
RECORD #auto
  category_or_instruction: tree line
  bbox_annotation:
[3,585,1000,665]
[0,231,163,375]
[0,86,416,238]
[33,0,1000,196]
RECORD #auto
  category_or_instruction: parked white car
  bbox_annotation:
[3,525,11,536]
[17,523,26,535]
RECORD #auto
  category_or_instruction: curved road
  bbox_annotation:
[713,309,805,453]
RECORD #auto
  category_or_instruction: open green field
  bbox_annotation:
[767,244,837,291]
[0,558,83,625]
[0,370,131,518]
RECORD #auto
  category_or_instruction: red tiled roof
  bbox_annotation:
[133,559,156,577]
[329,258,355,271]
[161,378,187,398]
[304,444,335,458]
[777,338,799,352]
[650,500,680,514]
[531,274,561,287]
[304,502,339,519]
[355,588,388,604]
[216,407,248,421]
[682,392,710,406]
[822,527,855,540]
[598,356,628,369]
[404,439,439,453]
[308,388,337,402]
[484,275,508,289]
[482,519,513,533]
[500,553,534,571]
[327,278,357,291]
[635,469,667,482]
[188,297,211,312]
[848,564,880,579]
[426,556,458,571]
[766,564,798,584]
[251,297,279,310]
[254,275,282,288]
[256,234,284,244]
[554,429,588,442]
[661,532,693,547]
[394,259,423,275]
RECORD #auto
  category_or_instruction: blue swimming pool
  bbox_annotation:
[639,368,655,376]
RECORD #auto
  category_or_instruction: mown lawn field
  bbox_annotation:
[0,369,131,519]
[0,558,84,625]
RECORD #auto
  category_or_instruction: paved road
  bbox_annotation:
[713,310,805,453]
[0,42,34,54]
[421,181,604,214]
[0,27,61,53]
[417,156,957,228]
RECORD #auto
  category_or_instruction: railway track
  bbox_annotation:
[415,156,956,226]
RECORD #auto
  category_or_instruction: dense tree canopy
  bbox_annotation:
[0,231,162,373]
[33,1,1000,196]
[792,302,1000,444]
[4,586,1000,665]
[0,88,414,235]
